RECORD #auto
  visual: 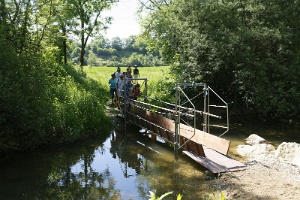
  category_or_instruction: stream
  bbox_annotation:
[0,116,299,200]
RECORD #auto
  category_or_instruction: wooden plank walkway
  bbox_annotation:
[130,107,230,155]
[183,147,247,173]
[126,104,247,173]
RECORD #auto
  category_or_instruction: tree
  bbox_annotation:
[67,0,114,68]
[98,36,111,48]
[140,0,300,119]
[71,46,81,63]
[124,35,136,51]
[47,0,75,65]
[111,36,123,51]
[1,0,112,153]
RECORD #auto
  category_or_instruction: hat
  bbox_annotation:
[134,65,137,67]
[120,73,124,76]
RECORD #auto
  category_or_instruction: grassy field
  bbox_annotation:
[83,66,175,102]
[83,66,170,87]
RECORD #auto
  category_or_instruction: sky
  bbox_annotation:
[103,0,141,39]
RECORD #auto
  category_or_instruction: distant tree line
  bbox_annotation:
[69,35,166,67]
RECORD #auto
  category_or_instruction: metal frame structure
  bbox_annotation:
[173,83,229,159]
[118,81,247,173]
[119,81,229,159]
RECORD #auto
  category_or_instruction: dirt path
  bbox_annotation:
[209,155,300,199]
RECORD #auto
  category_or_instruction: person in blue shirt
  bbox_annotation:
[109,73,117,105]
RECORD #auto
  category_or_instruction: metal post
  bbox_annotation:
[207,86,210,134]
[203,83,208,133]
[124,80,127,135]
[143,79,148,106]
[174,85,179,160]
[144,79,148,100]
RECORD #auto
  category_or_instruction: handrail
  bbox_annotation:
[175,86,197,149]
[207,86,229,137]
[139,96,222,119]
[119,81,230,161]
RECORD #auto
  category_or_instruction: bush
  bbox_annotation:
[0,33,111,153]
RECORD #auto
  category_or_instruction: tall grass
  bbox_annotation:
[0,60,113,153]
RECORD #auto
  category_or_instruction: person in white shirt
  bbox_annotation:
[133,65,140,84]
[116,73,125,99]
[114,67,122,80]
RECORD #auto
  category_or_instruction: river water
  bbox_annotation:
[0,116,299,200]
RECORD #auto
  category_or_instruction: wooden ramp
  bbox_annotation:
[183,147,247,174]
[126,103,247,173]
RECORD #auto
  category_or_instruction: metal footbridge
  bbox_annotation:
[118,78,246,174]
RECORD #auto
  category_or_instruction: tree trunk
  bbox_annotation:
[62,25,67,65]
[79,15,85,69]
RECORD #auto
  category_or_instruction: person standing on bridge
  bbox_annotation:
[116,73,125,107]
[125,80,133,98]
[124,80,134,110]
[133,65,140,84]
[114,67,122,80]
[126,65,132,74]
[130,83,142,100]
[126,70,133,80]
[108,73,117,105]
[128,83,142,111]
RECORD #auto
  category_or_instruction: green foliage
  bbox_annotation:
[84,36,165,67]
[70,47,81,63]
[147,69,176,103]
[147,191,183,200]
[0,19,111,153]
[65,0,113,66]
[140,0,300,119]
[122,52,165,67]
[148,191,173,200]
[204,191,226,200]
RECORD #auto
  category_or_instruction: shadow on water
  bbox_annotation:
[0,126,212,200]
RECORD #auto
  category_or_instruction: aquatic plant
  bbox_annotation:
[147,191,182,200]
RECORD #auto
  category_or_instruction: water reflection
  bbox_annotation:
[0,128,209,200]
[1,117,299,199]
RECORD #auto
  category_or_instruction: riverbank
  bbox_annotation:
[209,145,300,199]
[105,102,300,199]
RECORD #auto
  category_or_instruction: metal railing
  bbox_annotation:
[119,80,229,160]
